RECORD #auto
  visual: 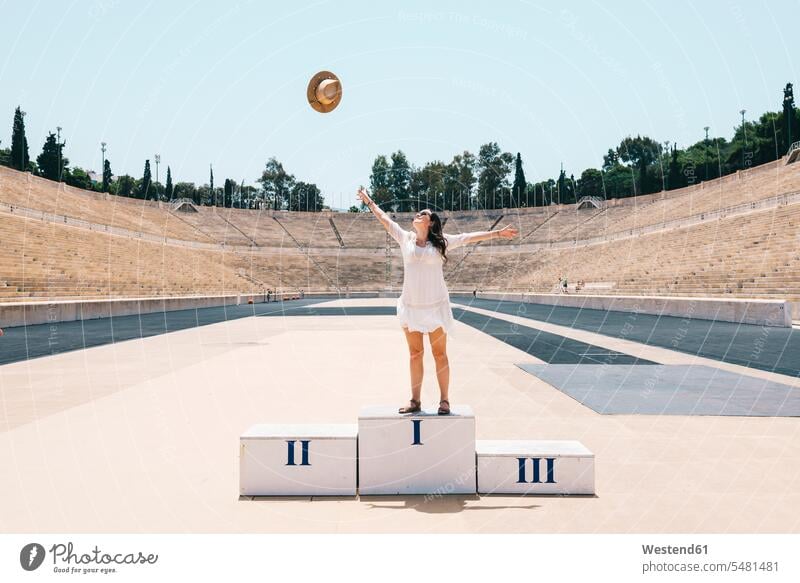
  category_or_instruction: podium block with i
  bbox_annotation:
[239,424,358,496]
[358,405,476,495]
[476,440,595,495]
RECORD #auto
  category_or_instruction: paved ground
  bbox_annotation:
[0,297,798,533]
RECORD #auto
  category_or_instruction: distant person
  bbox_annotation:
[0,328,3,337]
[267,289,272,303]
[562,277,569,294]
[472,288,477,299]
[357,186,518,415]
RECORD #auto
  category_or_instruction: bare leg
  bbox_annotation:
[428,327,449,403]
[402,326,424,404]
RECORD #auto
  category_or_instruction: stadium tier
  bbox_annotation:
[0,158,798,303]
[449,201,800,299]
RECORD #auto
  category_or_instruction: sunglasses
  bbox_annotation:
[415,211,432,218]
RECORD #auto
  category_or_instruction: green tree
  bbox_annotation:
[577,168,604,199]
[555,167,576,205]
[616,135,661,195]
[195,184,212,206]
[290,181,323,212]
[237,184,257,208]
[418,160,447,210]
[10,106,30,171]
[602,148,619,170]
[36,132,65,180]
[530,179,555,206]
[748,112,781,165]
[173,182,197,202]
[477,142,513,209]
[389,150,412,209]
[450,151,476,210]
[114,174,136,197]
[0,144,10,167]
[258,157,295,210]
[65,167,92,189]
[511,152,526,206]
[666,145,684,190]
[223,178,235,208]
[725,119,772,173]
[164,166,173,200]
[368,155,392,208]
[209,164,215,206]
[102,159,112,193]
[408,166,425,211]
[602,164,635,199]
[783,82,796,152]
[138,159,152,199]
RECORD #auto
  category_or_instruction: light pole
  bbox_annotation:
[101,142,107,192]
[56,126,63,182]
[703,127,709,181]
[154,154,161,185]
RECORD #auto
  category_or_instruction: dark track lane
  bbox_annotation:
[452,297,800,378]
[0,297,336,366]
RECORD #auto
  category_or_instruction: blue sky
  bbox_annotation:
[1,0,797,209]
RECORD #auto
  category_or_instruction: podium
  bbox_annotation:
[239,424,357,496]
[476,440,595,495]
[239,407,595,497]
[357,405,476,495]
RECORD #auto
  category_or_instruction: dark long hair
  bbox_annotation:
[426,211,449,265]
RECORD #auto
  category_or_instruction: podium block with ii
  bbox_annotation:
[358,405,476,495]
[239,424,358,496]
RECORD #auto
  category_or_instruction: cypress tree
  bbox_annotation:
[784,83,795,152]
[102,159,112,193]
[10,106,29,171]
[140,159,152,199]
[223,178,234,208]
[512,152,526,206]
[667,145,682,190]
[557,166,567,205]
[209,164,215,206]
[165,166,173,200]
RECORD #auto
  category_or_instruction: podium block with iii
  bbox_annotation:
[239,424,358,496]
[476,440,595,495]
[358,405,476,495]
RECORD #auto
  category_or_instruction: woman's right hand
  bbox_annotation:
[357,187,372,207]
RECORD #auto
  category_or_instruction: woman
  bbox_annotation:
[356,187,518,415]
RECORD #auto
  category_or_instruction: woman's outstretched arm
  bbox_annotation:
[447,225,518,249]
[356,187,406,243]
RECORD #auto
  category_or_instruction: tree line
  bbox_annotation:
[366,82,799,211]
[0,109,324,210]
[1,83,796,212]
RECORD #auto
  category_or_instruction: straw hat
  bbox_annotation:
[307,71,342,113]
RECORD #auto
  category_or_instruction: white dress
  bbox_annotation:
[388,219,471,337]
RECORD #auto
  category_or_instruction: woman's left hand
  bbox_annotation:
[497,225,519,239]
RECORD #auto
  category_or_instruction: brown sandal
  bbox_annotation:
[398,399,421,414]
[438,400,450,415]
